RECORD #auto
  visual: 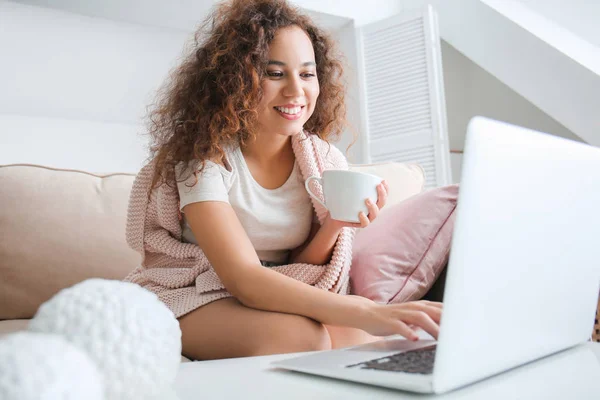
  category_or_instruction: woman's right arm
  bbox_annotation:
[184,201,442,340]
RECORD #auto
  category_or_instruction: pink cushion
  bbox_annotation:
[350,184,459,304]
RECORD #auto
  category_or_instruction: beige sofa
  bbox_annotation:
[0,161,427,362]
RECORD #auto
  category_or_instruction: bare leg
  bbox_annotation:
[178,297,332,361]
[325,325,381,349]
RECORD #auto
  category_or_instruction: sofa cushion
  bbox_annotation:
[350,185,458,304]
[349,162,424,213]
[0,161,424,321]
[0,164,141,319]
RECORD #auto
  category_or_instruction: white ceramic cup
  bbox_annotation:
[305,170,383,223]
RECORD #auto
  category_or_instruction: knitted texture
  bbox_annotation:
[0,331,103,400]
[124,131,354,318]
[28,278,182,400]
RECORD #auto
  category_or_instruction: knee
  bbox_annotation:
[297,319,332,352]
[260,315,332,355]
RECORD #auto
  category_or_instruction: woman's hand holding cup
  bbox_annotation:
[328,179,389,229]
[305,170,389,229]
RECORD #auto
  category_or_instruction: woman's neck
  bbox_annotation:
[242,132,294,166]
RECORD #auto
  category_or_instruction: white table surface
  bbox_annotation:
[175,341,600,400]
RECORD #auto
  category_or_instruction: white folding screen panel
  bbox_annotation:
[358,5,451,188]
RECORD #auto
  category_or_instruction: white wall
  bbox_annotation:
[474,0,600,146]
[394,0,600,149]
[441,40,582,149]
[516,0,600,49]
[12,0,403,31]
[291,0,402,27]
[0,1,188,124]
[331,21,366,164]
[440,40,582,183]
[2,0,364,171]
[5,0,590,179]
[9,0,216,31]
[0,1,191,172]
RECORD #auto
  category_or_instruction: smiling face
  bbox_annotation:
[256,25,320,138]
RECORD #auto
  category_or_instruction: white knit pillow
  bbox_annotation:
[0,331,103,400]
[28,278,182,400]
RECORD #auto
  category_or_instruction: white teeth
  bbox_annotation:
[275,106,301,115]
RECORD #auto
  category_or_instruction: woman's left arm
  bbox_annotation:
[290,180,389,265]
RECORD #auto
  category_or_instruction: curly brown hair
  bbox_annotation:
[146,0,347,188]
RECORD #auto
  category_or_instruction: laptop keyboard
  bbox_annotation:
[346,345,436,374]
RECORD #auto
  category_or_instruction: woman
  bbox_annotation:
[124,0,442,361]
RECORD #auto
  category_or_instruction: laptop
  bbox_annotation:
[272,116,600,394]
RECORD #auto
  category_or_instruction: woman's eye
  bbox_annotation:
[267,71,283,77]
[301,73,316,78]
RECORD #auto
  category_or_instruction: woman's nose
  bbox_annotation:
[283,75,304,97]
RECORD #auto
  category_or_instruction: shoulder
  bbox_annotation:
[174,153,238,200]
[175,149,237,182]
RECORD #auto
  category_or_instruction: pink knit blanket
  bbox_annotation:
[123,131,355,318]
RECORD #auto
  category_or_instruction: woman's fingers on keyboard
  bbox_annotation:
[400,310,440,339]
[401,302,442,323]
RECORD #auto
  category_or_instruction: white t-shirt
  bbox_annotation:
[176,146,314,264]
